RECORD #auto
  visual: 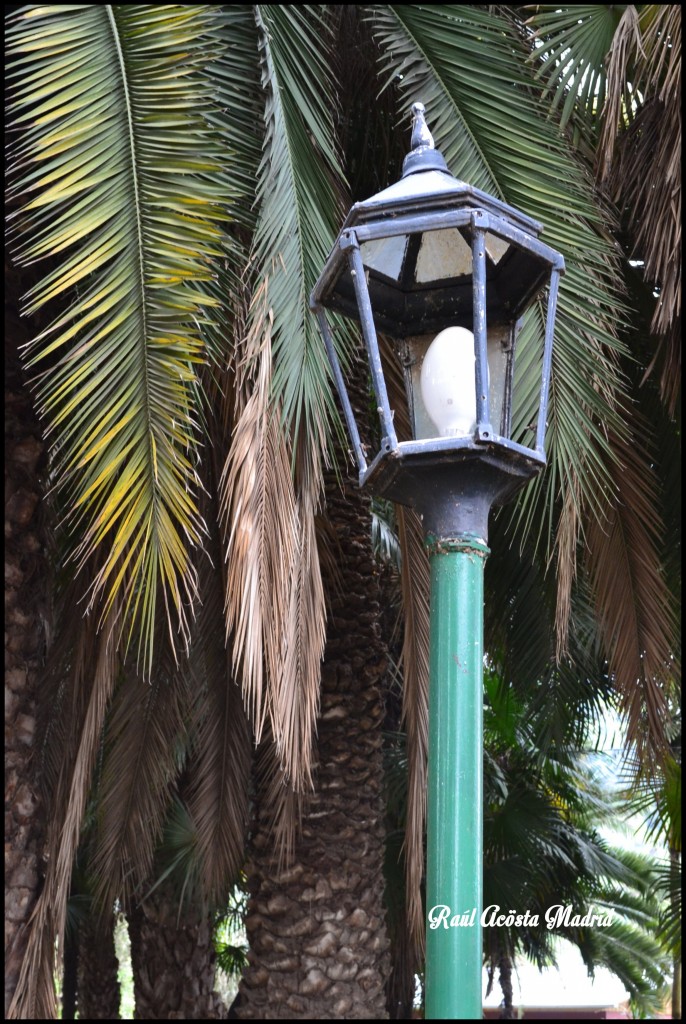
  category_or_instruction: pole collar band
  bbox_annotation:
[424,533,490,558]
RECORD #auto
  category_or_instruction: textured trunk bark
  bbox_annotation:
[77,910,121,1019]
[4,269,50,1016]
[378,552,417,1022]
[129,881,224,1020]
[237,450,391,1018]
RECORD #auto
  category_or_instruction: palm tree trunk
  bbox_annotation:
[673,957,681,1020]
[77,910,121,1019]
[62,926,78,1020]
[4,265,50,1016]
[237,435,391,1018]
[498,953,515,1019]
[128,881,223,1020]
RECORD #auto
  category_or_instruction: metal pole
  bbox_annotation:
[425,533,488,1020]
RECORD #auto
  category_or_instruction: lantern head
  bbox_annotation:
[311,103,565,540]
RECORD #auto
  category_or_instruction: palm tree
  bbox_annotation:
[4,258,50,1018]
[122,794,233,1020]
[621,713,681,1017]
[482,663,671,1018]
[5,4,680,1018]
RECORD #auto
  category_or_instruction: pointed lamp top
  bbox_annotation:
[410,102,434,150]
[402,101,450,177]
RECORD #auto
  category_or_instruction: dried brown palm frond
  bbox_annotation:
[599,2,682,176]
[553,466,583,661]
[586,423,678,769]
[526,3,680,415]
[276,465,326,791]
[607,94,681,413]
[184,531,251,904]
[596,5,645,182]
[221,284,298,744]
[182,358,252,905]
[7,597,120,1020]
[598,5,681,415]
[35,567,100,803]
[88,632,194,915]
[222,281,326,795]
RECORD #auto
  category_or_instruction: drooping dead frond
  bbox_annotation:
[222,271,326,794]
[275,466,326,792]
[553,467,583,661]
[8,600,120,1020]
[185,489,251,904]
[586,425,678,767]
[610,89,681,413]
[221,284,298,742]
[36,570,99,803]
[89,637,192,913]
[598,5,681,414]
[596,5,644,182]
[254,734,308,870]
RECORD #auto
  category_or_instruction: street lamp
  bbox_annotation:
[310,102,564,1020]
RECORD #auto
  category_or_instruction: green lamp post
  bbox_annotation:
[310,103,564,1020]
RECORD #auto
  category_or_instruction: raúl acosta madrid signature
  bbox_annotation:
[428,904,615,930]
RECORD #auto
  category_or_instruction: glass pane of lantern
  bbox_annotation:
[360,235,408,281]
[486,325,510,435]
[415,228,472,283]
[400,326,511,441]
[484,232,510,265]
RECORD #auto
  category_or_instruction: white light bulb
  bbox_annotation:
[420,326,477,437]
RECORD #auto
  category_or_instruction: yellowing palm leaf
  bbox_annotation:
[6,5,227,673]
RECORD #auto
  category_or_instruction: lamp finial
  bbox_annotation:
[402,102,447,177]
[411,102,434,151]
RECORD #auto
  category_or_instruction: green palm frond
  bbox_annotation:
[654,857,682,957]
[640,757,681,853]
[480,686,670,1011]
[485,520,556,697]
[142,796,203,915]
[6,5,228,674]
[526,5,628,133]
[215,939,249,979]
[371,498,401,569]
[252,4,347,453]
[579,919,670,1017]
[212,6,264,235]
